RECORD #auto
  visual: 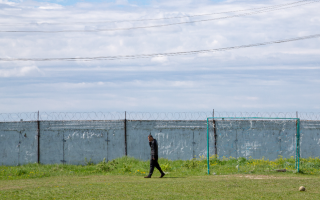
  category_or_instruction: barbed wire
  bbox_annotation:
[0,112,319,122]
[127,112,320,120]
[214,112,320,121]
[214,112,299,118]
[298,112,320,121]
[126,112,212,120]
[39,112,124,121]
[0,112,38,122]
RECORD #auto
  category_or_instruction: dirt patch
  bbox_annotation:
[240,175,275,179]
[235,175,310,180]
[0,185,27,190]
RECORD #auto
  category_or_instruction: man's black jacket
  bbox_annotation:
[149,139,158,159]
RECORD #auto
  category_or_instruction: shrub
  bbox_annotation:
[84,158,94,166]
[182,159,198,169]
[161,163,172,171]
[15,169,27,176]
[237,157,247,165]
[96,158,114,172]
[121,163,131,172]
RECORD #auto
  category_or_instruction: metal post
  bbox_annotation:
[124,111,127,156]
[295,111,300,172]
[37,111,40,164]
[213,109,217,157]
[207,118,210,175]
[296,118,300,173]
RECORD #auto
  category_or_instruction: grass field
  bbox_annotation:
[1,156,320,199]
[1,174,319,199]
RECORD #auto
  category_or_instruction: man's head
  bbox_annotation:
[148,134,154,142]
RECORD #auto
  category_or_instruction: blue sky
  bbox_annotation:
[0,0,319,113]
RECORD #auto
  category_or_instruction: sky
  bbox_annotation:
[0,0,319,113]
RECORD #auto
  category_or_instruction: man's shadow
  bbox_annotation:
[160,177,186,178]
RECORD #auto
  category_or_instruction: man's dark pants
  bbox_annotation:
[148,155,164,176]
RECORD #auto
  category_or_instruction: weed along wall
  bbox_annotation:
[1,120,320,166]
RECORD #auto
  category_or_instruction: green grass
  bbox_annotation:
[1,174,319,199]
[1,156,320,181]
[1,156,320,199]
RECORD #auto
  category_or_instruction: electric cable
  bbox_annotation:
[0,0,315,26]
[1,33,319,61]
[0,0,319,33]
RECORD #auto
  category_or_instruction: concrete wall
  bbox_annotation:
[0,122,38,165]
[215,120,297,160]
[1,120,320,166]
[39,121,124,165]
[127,120,214,160]
[300,121,320,158]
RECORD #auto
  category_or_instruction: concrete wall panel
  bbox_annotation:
[19,123,38,165]
[40,121,64,165]
[40,121,124,165]
[216,120,296,160]
[64,129,107,165]
[107,123,125,161]
[0,123,20,165]
[0,122,37,166]
[126,121,154,160]
[300,121,320,158]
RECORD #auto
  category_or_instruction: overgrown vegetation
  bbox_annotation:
[1,156,320,180]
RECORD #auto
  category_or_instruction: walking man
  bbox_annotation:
[144,134,165,178]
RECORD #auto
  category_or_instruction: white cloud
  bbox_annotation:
[0,0,319,112]
[38,5,64,10]
[151,56,168,63]
[0,66,43,77]
[0,0,15,6]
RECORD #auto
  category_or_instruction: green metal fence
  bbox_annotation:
[206,117,301,174]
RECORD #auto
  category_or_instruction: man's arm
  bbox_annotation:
[151,141,155,160]
[154,140,158,157]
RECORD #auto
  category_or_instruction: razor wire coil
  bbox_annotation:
[0,112,320,122]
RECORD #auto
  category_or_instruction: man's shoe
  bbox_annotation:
[159,173,165,178]
[144,175,151,178]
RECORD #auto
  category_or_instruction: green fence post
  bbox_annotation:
[207,118,210,175]
[295,119,297,170]
[296,118,300,173]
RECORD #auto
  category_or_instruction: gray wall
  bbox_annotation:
[1,120,319,165]
[300,121,320,158]
[216,120,297,160]
[39,121,124,165]
[127,120,214,161]
[0,122,38,166]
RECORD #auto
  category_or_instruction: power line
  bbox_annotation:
[1,0,319,33]
[1,33,319,61]
[0,0,314,26]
